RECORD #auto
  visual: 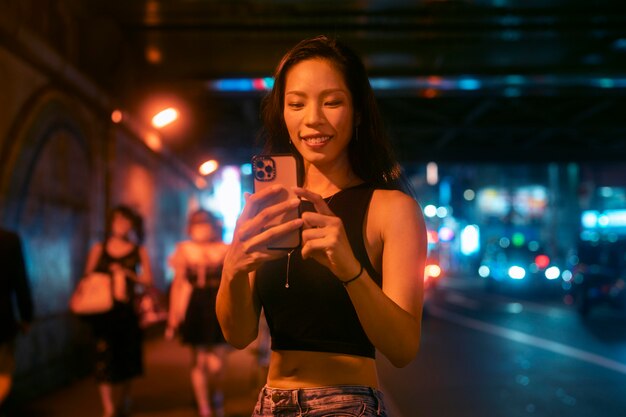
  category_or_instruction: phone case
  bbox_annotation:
[252,154,301,250]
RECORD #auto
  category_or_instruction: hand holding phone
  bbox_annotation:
[252,154,301,250]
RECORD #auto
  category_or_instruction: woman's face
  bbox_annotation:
[111,212,133,238]
[283,58,354,168]
[189,223,217,243]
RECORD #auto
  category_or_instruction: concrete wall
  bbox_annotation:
[0,17,199,404]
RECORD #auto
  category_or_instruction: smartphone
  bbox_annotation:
[252,154,301,250]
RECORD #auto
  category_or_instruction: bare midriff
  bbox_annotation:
[266,350,379,389]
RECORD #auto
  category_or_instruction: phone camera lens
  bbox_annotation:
[255,171,265,180]
[264,166,273,173]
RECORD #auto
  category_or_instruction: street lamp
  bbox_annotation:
[151,107,178,128]
[199,159,219,176]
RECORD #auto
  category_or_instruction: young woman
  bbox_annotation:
[167,209,230,417]
[216,36,427,416]
[83,205,153,417]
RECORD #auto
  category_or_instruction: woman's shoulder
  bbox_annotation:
[173,240,196,256]
[370,189,424,230]
[169,240,193,264]
[205,241,229,258]
[176,240,195,249]
[216,241,230,257]
[371,189,420,211]
[89,241,105,255]
[136,244,149,256]
[215,241,230,250]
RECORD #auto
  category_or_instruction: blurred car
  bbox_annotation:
[422,231,444,314]
[424,256,443,293]
[478,241,564,295]
[424,247,443,317]
[570,241,626,317]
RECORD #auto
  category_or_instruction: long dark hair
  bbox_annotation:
[105,204,145,244]
[259,35,407,191]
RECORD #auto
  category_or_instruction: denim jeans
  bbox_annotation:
[252,385,388,417]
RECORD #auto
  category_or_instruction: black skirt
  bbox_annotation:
[90,302,143,383]
[180,286,225,346]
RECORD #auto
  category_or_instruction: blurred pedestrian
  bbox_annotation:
[83,205,153,417]
[0,228,33,411]
[166,209,230,417]
[216,35,427,416]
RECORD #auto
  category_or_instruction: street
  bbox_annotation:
[378,276,626,417]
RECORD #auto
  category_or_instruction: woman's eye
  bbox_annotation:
[325,100,342,107]
[287,102,303,109]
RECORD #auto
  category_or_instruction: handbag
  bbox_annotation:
[69,272,113,315]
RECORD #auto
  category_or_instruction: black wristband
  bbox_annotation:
[342,264,364,287]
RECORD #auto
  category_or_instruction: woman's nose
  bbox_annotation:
[304,104,324,126]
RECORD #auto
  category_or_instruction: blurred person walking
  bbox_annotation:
[166,209,230,417]
[82,205,153,417]
[0,228,33,414]
[217,35,427,416]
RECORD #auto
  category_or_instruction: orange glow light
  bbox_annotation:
[425,264,441,279]
[195,177,208,189]
[144,132,162,152]
[423,88,438,99]
[111,109,123,123]
[199,160,219,176]
[145,46,162,64]
[152,107,178,128]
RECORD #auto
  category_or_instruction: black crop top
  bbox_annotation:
[254,183,382,358]
[94,242,140,303]
[185,263,222,288]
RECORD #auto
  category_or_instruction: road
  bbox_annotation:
[378,276,626,417]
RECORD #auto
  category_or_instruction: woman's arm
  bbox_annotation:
[347,191,426,367]
[118,246,153,285]
[296,188,426,368]
[216,268,261,349]
[84,243,103,274]
[166,244,187,335]
[216,187,303,349]
[136,246,154,286]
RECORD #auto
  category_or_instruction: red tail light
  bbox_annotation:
[535,254,550,269]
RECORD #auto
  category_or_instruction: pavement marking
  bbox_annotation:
[444,292,481,310]
[446,289,571,318]
[428,305,626,376]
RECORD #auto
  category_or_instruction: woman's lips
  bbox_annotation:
[299,135,332,147]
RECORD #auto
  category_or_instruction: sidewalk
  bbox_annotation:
[16,328,264,417]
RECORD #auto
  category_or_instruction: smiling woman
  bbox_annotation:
[283,59,355,170]
[216,35,427,417]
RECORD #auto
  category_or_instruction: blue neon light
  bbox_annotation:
[458,78,482,90]
[207,75,626,93]
[593,78,615,89]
